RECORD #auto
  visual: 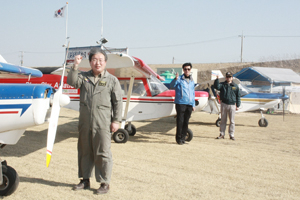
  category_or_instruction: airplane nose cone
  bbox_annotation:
[282,94,289,101]
[59,94,70,107]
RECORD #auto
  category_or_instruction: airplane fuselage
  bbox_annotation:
[0,75,209,122]
[0,84,54,144]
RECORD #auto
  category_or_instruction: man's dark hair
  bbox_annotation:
[88,48,108,62]
[182,62,192,69]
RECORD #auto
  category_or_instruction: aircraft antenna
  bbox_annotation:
[62,2,69,47]
[96,0,108,48]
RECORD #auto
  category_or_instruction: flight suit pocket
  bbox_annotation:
[96,105,111,130]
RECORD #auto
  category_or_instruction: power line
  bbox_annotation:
[131,36,237,49]
[2,51,63,55]
[24,51,63,54]
[245,35,300,38]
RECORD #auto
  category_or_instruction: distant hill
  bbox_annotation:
[149,59,300,83]
[33,59,300,83]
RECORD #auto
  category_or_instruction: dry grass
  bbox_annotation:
[1,108,300,199]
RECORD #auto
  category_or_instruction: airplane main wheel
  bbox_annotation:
[258,118,268,127]
[185,128,193,142]
[125,124,137,136]
[216,118,221,127]
[113,129,129,143]
[0,165,19,196]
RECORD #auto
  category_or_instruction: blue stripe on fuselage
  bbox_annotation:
[243,92,283,99]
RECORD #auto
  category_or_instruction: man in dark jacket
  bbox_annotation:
[213,72,241,140]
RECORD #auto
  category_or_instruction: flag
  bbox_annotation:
[54,6,66,18]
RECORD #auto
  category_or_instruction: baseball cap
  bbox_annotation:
[226,72,233,77]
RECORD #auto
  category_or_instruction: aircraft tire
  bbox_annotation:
[258,118,268,127]
[185,128,193,142]
[0,165,19,196]
[113,129,129,143]
[216,118,221,127]
[125,124,137,136]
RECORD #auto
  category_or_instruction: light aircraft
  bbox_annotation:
[1,52,209,144]
[0,52,70,196]
[200,70,289,127]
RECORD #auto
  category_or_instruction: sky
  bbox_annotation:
[1,0,300,67]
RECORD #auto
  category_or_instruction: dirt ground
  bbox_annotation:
[1,108,300,200]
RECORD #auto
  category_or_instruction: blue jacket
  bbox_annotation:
[170,74,195,107]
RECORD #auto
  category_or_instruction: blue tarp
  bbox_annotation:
[234,67,300,84]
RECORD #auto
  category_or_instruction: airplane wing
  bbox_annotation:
[0,62,43,78]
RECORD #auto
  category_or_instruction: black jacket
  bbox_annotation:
[213,78,241,107]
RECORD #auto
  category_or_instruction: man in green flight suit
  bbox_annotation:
[67,48,123,194]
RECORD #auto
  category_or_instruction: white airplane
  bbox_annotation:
[200,70,289,127]
[58,53,209,143]
[0,51,70,196]
[3,52,209,144]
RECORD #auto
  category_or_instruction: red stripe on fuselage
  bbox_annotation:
[122,97,174,102]
[0,111,19,114]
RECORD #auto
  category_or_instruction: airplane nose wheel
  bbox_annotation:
[125,124,137,136]
[185,128,193,142]
[0,163,19,196]
[112,129,129,143]
[216,118,221,127]
[258,118,268,127]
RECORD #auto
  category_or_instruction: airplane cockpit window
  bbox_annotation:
[148,76,168,96]
[239,84,252,97]
[132,81,147,96]
[119,80,147,96]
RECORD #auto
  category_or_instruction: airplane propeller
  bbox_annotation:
[46,42,70,167]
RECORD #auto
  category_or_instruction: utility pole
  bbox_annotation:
[238,32,245,62]
[172,57,174,64]
[20,51,24,66]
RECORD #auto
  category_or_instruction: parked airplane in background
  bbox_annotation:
[200,70,289,127]
[0,52,209,143]
[0,54,70,196]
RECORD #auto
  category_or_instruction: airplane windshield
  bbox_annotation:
[239,84,252,97]
[119,80,147,96]
[148,76,168,96]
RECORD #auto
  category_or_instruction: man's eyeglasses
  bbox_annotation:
[184,68,191,71]
[226,76,232,78]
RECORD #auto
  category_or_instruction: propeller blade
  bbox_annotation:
[46,41,70,167]
[46,87,62,167]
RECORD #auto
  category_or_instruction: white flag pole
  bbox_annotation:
[101,0,103,38]
[64,2,69,47]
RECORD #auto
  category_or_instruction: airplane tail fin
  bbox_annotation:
[0,54,7,63]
